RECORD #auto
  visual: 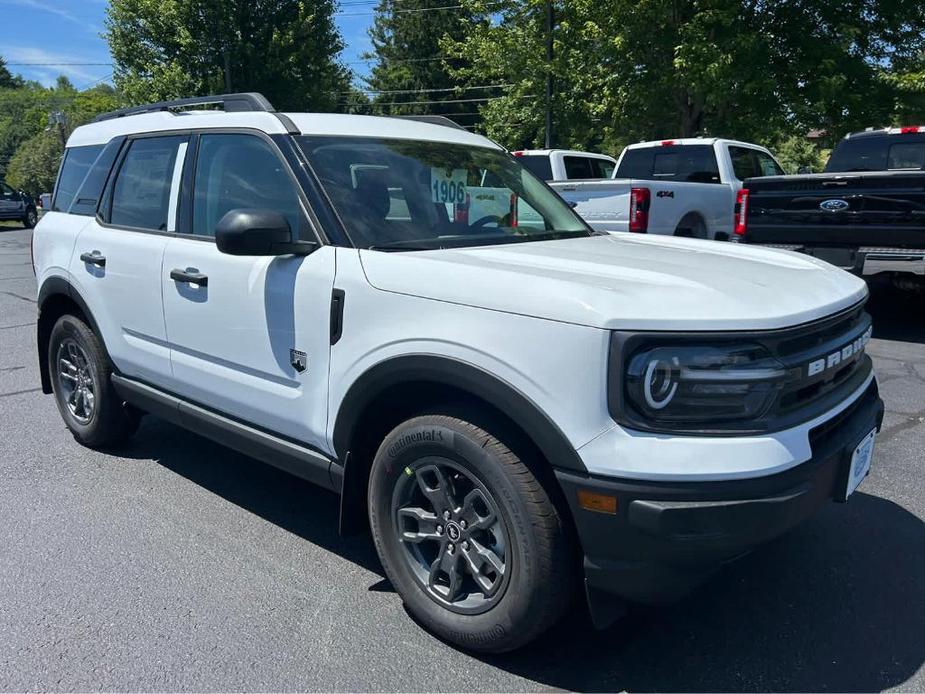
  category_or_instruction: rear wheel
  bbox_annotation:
[368,412,572,652]
[48,314,138,448]
[674,215,707,239]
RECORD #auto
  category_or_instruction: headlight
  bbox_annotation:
[623,343,787,427]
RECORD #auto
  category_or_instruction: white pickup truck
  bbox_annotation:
[550,138,784,239]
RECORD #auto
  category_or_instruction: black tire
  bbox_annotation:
[48,314,138,448]
[22,207,37,229]
[674,215,707,239]
[368,412,572,652]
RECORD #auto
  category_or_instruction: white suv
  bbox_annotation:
[33,93,884,653]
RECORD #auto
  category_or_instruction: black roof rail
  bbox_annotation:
[92,92,275,123]
[391,115,466,131]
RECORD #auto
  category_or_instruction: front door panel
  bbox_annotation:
[162,240,335,449]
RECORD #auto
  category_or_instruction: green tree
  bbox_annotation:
[6,130,62,194]
[364,0,478,128]
[767,134,829,174]
[105,0,352,111]
[447,0,925,151]
[0,56,24,90]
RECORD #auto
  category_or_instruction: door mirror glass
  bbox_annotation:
[215,208,315,256]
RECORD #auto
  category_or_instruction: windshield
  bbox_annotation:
[297,136,591,250]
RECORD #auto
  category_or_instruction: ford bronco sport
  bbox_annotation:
[33,93,884,652]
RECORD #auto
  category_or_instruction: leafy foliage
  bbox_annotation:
[0,57,24,90]
[105,0,352,111]
[364,0,479,127]
[6,130,62,194]
[443,0,925,151]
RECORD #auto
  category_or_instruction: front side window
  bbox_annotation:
[110,136,185,230]
[192,134,301,237]
[298,137,590,250]
[53,144,104,212]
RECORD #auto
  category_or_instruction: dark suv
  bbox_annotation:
[0,181,38,228]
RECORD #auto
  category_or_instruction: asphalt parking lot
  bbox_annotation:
[1,222,923,692]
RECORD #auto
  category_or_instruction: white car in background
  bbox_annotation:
[512,148,617,181]
[550,138,784,239]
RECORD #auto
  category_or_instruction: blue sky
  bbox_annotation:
[0,0,375,89]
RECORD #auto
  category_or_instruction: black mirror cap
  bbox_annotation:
[215,208,317,256]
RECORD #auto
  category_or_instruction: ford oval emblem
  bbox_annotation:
[820,199,850,212]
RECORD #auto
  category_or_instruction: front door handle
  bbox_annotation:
[170,267,208,287]
[80,250,106,267]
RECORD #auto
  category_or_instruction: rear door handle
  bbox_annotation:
[80,250,106,267]
[170,267,208,287]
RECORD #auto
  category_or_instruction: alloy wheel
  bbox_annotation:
[56,338,96,424]
[393,458,511,614]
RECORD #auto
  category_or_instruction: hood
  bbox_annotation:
[359,234,868,331]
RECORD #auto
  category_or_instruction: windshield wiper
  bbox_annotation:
[367,239,444,252]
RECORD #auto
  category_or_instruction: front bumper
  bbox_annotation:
[557,380,884,604]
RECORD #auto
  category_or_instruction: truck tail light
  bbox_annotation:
[509,193,518,228]
[899,126,924,134]
[660,140,676,146]
[629,187,650,233]
[454,193,470,224]
[512,150,524,157]
[734,188,749,236]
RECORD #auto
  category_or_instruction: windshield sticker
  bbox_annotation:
[431,168,468,204]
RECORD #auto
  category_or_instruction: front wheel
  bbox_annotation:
[368,413,573,652]
[23,207,37,229]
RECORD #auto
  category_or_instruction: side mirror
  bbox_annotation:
[797,165,812,174]
[215,209,317,256]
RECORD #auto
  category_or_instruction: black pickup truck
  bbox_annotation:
[735,127,925,288]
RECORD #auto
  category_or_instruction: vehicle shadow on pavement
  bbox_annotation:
[124,414,922,692]
[867,278,925,344]
[481,493,925,692]
[122,417,383,575]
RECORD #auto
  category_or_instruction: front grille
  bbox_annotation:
[767,302,872,420]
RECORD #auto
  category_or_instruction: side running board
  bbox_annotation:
[111,374,342,492]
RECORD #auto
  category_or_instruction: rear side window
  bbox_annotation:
[620,145,719,183]
[563,156,615,180]
[192,133,301,237]
[824,135,925,172]
[53,145,104,212]
[517,155,553,181]
[109,136,185,231]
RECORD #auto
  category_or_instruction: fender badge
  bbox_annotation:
[290,349,307,373]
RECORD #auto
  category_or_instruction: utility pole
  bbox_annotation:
[49,112,67,149]
[544,0,553,149]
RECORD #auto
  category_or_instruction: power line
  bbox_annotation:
[5,62,113,66]
[345,94,535,106]
[341,83,511,95]
[336,1,505,16]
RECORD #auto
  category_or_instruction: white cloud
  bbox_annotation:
[3,45,110,87]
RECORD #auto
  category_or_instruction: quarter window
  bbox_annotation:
[192,134,301,237]
[110,136,185,231]
[53,144,104,212]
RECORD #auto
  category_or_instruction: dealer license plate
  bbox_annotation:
[846,429,876,498]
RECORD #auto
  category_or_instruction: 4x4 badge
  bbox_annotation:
[290,349,307,373]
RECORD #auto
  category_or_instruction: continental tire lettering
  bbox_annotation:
[386,429,445,458]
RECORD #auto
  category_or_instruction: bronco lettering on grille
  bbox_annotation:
[807,326,873,378]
